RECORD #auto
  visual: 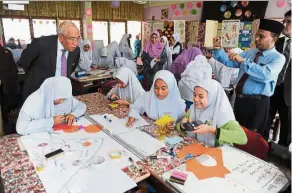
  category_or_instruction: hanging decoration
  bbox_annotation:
[46,21,49,24]
[224,11,232,19]
[183,10,189,16]
[235,9,243,17]
[175,10,181,16]
[196,2,202,8]
[187,2,193,9]
[39,21,43,24]
[171,4,177,10]
[220,4,227,12]
[229,1,238,8]
[111,1,120,8]
[191,9,197,15]
[53,21,56,24]
[241,1,249,7]
[86,8,92,16]
[180,3,185,9]
[277,0,286,8]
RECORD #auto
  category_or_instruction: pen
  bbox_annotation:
[104,115,112,122]
[149,155,171,160]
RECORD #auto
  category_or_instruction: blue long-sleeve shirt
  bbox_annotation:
[212,48,285,96]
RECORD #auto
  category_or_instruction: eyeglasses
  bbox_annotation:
[283,20,291,24]
[62,35,79,42]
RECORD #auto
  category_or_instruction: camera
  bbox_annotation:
[181,120,204,132]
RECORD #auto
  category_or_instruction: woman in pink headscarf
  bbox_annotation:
[170,47,203,81]
[142,31,167,91]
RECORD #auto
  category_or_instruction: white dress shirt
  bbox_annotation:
[55,39,69,76]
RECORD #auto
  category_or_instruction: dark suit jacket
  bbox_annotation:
[275,37,291,107]
[20,35,80,101]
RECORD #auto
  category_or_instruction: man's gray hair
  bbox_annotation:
[57,21,78,35]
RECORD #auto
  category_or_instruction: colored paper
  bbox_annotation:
[204,20,218,48]
[165,136,183,146]
[108,103,119,108]
[154,115,174,126]
[174,20,186,43]
[186,148,230,180]
[84,125,102,133]
[177,143,209,159]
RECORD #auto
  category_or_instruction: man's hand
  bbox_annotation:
[229,53,245,63]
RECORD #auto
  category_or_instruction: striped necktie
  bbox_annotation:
[61,49,67,76]
[235,51,262,94]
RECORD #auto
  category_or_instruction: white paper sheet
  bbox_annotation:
[162,145,289,193]
[204,20,218,48]
[21,126,137,193]
[221,20,240,48]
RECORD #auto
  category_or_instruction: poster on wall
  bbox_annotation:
[163,21,174,39]
[238,22,252,50]
[174,20,186,43]
[153,21,164,33]
[186,21,199,47]
[221,20,240,48]
[204,20,218,48]
[142,22,153,48]
[161,8,169,19]
[251,19,260,48]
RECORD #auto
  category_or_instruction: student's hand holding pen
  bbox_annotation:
[66,114,76,125]
[54,115,65,125]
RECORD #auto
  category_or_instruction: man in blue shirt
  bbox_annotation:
[212,19,285,140]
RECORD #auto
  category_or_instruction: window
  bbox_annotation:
[58,19,81,32]
[92,21,108,46]
[2,18,31,45]
[127,21,141,50]
[110,22,125,44]
[32,19,57,38]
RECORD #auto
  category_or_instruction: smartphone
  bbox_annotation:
[45,149,64,159]
[182,120,204,131]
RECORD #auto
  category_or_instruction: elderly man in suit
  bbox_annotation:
[20,21,80,101]
[267,10,291,146]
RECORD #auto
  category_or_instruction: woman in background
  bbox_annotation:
[119,34,134,60]
[115,57,138,75]
[170,34,182,61]
[134,34,141,59]
[76,40,92,72]
[141,31,167,91]
[160,36,172,70]
[170,47,202,81]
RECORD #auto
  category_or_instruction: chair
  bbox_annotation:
[234,126,269,160]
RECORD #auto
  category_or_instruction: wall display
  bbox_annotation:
[221,20,240,48]
[238,22,252,50]
[185,21,199,47]
[174,20,186,43]
[162,21,174,39]
[161,8,169,19]
[204,20,218,48]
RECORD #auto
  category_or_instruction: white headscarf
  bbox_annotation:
[172,34,181,44]
[119,34,134,60]
[188,79,235,146]
[161,36,172,70]
[114,67,145,103]
[21,77,73,119]
[77,40,93,71]
[106,41,121,68]
[130,70,185,121]
[179,55,212,101]
[115,57,138,75]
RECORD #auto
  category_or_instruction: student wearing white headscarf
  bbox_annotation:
[115,57,138,75]
[16,77,86,135]
[177,79,247,147]
[75,40,93,72]
[160,36,172,70]
[93,42,121,69]
[119,34,134,60]
[170,34,182,61]
[208,48,242,87]
[107,67,144,106]
[178,55,212,109]
[127,70,186,128]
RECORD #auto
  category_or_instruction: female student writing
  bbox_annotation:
[16,77,86,135]
[107,67,145,106]
[178,79,247,147]
[127,70,186,128]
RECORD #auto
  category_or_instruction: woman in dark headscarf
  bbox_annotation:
[141,31,167,91]
[170,47,202,81]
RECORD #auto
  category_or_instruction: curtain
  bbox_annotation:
[0,1,82,19]
[92,1,144,21]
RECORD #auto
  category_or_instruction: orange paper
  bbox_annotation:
[177,143,209,159]
[63,125,80,133]
[84,125,102,133]
[186,148,230,180]
[82,141,92,147]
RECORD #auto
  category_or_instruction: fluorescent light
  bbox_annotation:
[8,4,24,11]
[3,1,29,4]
